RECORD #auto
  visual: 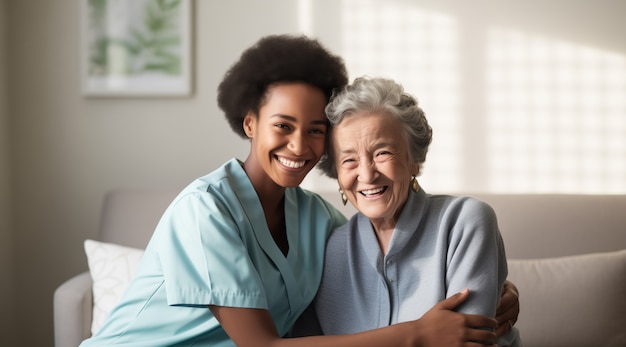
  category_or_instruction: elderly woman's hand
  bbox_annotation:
[495,280,520,336]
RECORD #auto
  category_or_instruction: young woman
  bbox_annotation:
[80,35,515,347]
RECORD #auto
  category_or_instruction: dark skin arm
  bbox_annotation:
[495,280,520,336]
[210,289,498,347]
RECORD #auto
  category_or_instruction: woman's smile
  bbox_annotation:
[276,155,307,169]
[359,186,388,197]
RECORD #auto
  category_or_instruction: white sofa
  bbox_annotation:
[54,189,626,347]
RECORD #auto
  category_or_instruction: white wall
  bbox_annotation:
[5,1,626,345]
[0,0,16,345]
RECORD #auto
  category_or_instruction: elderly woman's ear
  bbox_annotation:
[412,163,421,178]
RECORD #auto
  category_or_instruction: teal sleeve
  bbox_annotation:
[156,192,268,309]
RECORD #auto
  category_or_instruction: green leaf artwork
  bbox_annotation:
[86,0,183,77]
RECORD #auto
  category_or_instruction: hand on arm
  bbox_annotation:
[495,280,520,336]
[210,289,497,347]
[414,289,498,347]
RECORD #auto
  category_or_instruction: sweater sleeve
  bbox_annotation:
[443,197,508,318]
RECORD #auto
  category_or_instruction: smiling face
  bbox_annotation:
[333,112,419,229]
[243,82,328,190]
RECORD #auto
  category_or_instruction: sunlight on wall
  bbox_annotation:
[338,0,464,192]
[304,0,626,194]
[487,29,626,193]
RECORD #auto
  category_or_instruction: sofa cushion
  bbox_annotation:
[508,250,626,347]
[84,240,144,335]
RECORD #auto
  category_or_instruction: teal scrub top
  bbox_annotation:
[80,158,347,347]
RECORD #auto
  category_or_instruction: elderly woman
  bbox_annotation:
[310,76,521,346]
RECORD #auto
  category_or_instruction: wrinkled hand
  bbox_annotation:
[495,280,520,336]
[416,289,498,347]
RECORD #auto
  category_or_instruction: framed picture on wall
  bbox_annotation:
[80,0,192,97]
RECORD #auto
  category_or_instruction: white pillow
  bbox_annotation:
[508,250,626,347]
[84,239,144,335]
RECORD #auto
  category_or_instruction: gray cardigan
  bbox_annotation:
[307,188,520,346]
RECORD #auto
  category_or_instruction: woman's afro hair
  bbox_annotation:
[217,34,348,138]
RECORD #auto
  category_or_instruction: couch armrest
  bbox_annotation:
[53,271,93,347]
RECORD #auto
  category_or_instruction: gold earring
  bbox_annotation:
[338,188,348,206]
[411,176,419,192]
